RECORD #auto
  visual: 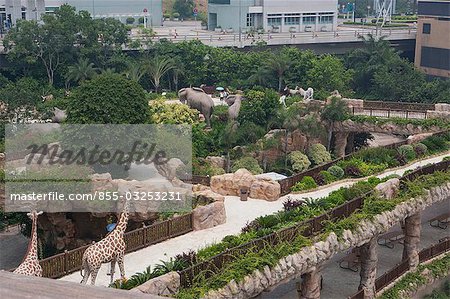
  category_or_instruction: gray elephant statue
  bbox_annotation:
[52,107,67,123]
[178,87,214,128]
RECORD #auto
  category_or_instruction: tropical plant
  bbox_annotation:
[321,97,350,150]
[291,176,318,191]
[65,58,98,84]
[231,156,263,175]
[123,61,146,82]
[328,165,344,179]
[263,53,292,92]
[288,151,311,173]
[146,56,175,92]
[398,145,416,162]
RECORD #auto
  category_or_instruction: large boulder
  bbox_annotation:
[90,173,117,192]
[435,103,450,112]
[426,110,450,120]
[375,178,400,199]
[132,271,180,296]
[210,168,255,196]
[206,156,226,169]
[249,178,281,201]
[192,201,226,230]
[407,133,434,144]
[155,158,185,181]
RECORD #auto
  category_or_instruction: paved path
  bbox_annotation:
[60,152,449,287]
[0,226,28,270]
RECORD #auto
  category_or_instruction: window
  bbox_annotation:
[268,14,282,17]
[303,16,316,24]
[285,17,300,25]
[208,0,231,4]
[247,14,254,27]
[422,23,431,34]
[268,17,282,27]
[320,16,333,24]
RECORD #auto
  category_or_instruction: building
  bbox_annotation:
[0,0,163,28]
[208,0,338,33]
[414,0,450,78]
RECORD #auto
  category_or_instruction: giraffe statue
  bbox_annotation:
[13,210,43,277]
[80,199,129,285]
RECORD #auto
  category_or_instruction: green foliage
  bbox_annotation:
[318,170,336,185]
[238,89,281,128]
[288,151,311,173]
[148,99,199,124]
[173,0,194,19]
[66,74,149,124]
[291,176,318,191]
[421,134,450,154]
[307,144,332,165]
[412,143,428,157]
[353,147,399,167]
[397,145,416,162]
[307,55,353,99]
[327,165,344,179]
[231,157,263,175]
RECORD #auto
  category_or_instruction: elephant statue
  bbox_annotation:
[52,107,67,123]
[178,87,214,128]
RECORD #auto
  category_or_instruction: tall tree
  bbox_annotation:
[321,97,350,150]
[123,61,146,82]
[173,0,195,19]
[264,53,292,92]
[146,56,175,93]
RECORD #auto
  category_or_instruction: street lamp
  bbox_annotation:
[367,5,371,18]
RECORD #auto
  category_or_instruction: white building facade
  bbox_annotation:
[208,0,338,33]
[0,0,163,28]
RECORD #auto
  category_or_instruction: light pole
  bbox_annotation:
[92,0,95,19]
[238,0,242,43]
[367,5,371,19]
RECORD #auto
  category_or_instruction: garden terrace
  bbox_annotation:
[172,162,449,298]
[121,159,449,297]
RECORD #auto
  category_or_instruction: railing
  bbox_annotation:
[351,107,428,119]
[35,213,193,279]
[350,239,450,298]
[363,101,435,112]
[178,160,449,289]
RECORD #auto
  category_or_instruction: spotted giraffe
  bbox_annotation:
[80,200,129,285]
[13,211,43,277]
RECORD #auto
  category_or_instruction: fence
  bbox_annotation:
[363,101,435,112]
[36,213,193,279]
[351,107,429,119]
[178,160,449,289]
[350,238,450,298]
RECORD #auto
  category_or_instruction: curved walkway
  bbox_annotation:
[60,152,450,287]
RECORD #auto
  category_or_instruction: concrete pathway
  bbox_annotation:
[60,152,450,287]
[0,226,28,270]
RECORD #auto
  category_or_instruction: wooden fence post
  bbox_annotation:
[64,250,69,275]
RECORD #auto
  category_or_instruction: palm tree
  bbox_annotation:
[146,56,175,93]
[264,54,291,92]
[124,61,146,82]
[171,62,184,92]
[100,68,117,75]
[65,58,98,84]
[321,97,350,151]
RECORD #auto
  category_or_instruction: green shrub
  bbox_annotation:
[328,165,344,179]
[307,144,332,165]
[354,147,398,167]
[289,151,311,173]
[398,145,416,162]
[413,142,428,157]
[149,99,199,124]
[231,157,263,174]
[291,176,318,191]
[443,156,450,161]
[314,171,335,186]
[421,135,449,153]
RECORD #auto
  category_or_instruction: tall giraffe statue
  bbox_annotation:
[80,199,129,285]
[14,210,43,276]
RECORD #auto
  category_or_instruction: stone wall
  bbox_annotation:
[333,119,444,135]
[201,182,450,299]
[131,271,180,296]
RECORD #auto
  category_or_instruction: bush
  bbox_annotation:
[319,170,335,184]
[328,165,344,179]
[67,74,149,124]
[354,147,398,167]
[172,12,180,19]
[344,165,362,177]
[398,145,416,162]
[413,143,428,157]
[149,99,199,124]
[289,151,311,173]
[307,144,332,165]
[126,17,135,24]
[231,157,263,174]
[421,135,449,153]
[291,176,318,191]
[238,89,280,128]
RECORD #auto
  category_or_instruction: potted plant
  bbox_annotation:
[173,12,180,21]
[163,13,171,21]
[201,20,208,30]
[126,17,135,25]
[138,17,144,24]
[215,25,222,32]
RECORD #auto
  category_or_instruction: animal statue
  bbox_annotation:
[327,90,342,101]
[298,87,314,101]
[283,86,301,96]
[80,199,129,285]
[51,107,67,123]
[41,94,54,102]
[279,95,287,108]
[226,94,244,121]
[178,87,215,128]
[14,211,44,277]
